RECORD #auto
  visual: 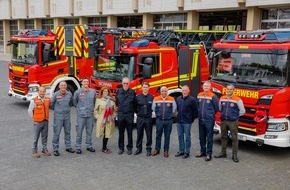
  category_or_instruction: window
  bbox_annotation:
[0,21,3,47]
[42,19,54,30]
[139,54,160,76]
[261,8,290,29]
[153,14,187,29]
[64,18,79,25]
[10,20,18,36]
[88,17,107,27]
[24,20,34,29]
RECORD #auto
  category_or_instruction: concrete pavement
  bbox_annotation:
[0,52,11,62]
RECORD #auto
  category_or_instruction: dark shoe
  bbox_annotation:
[147,151,152,157]
[195,152,206,158]
[232,154,239,162]
[175,152,184,157]
[164,151,169,158]
[76,149,82,154]
[134,149,142,155]
[102,149,112,154]
[214,152,227,158]
[66,148,75,153]
[42,149,51,156]
[118,149,124,155]
[53,150,60,156]
[182,153,190,159]
[127,149,132,155]
[86,147,95,152]
[205,155,212,161]
[152,150,160,156]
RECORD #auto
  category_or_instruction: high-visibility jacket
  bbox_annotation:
[33,96,50,122]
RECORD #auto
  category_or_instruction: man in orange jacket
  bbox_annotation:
[28,86,51,158]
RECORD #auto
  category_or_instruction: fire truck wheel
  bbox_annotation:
[66,84,76,95]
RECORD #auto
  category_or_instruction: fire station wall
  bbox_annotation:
[0,0,11,19]
[3,20,11,54]
[102,0,136,14]
[28,0,50,18]
[74,0,102,16]
[50,0,73,17]
[11,0,28,19]
[187,11,199,30]
[246,0,290,7]
[142,13,153,29]
[184,0,240,10]
[138,0,180,13]
[246,7,261,30]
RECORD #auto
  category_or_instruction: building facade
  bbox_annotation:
[0,0,290,53]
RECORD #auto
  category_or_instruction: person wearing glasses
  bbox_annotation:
[73,77,97,154]
[116,77,136,155]
[215,84,245,162]
[134,82,154,157]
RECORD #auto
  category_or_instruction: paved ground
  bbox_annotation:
[1,57,290,190]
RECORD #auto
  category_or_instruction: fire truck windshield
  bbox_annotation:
[93,55,135,81]
[11,42,37,65]
[212,50,288,87]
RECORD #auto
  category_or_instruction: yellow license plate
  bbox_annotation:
[12,66,24,72]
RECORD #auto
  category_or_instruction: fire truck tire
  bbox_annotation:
[66,84,76,95]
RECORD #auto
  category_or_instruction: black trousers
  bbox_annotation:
[118,114,134,150]
[136,117,153,152]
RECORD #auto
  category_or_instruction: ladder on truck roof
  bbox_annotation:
[141,29,233,51]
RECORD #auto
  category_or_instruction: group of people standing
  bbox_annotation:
[28,77,245,163]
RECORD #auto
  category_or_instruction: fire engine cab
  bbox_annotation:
[210,29,290,147]
[90,30,229,98]
[7,25,104,101]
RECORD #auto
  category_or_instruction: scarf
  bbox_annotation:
[102,95,114,127]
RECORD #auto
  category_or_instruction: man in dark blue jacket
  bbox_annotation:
[196,81,219,161]
[175,85,198,159]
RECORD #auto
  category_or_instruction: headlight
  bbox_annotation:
[260,94,273,100]
[28,86,38,93]
[267,122,288,132]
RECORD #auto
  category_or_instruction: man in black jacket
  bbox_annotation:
[116,77,136,155]
[134,82,154,156]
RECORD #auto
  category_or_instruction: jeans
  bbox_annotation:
[155,119,172,151]
[76,116,94,149]
[198,119,215,156]
[52,118,72,151]
[176,123,192,154]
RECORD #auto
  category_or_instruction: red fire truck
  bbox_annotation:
[7,27,93,101]
[89,30,228,98]
[210,29,290,147]
[7,25,120,101]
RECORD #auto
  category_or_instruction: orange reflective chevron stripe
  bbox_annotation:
[55,26,64,56]
[73,25,85,57]
[83,36,89,58]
